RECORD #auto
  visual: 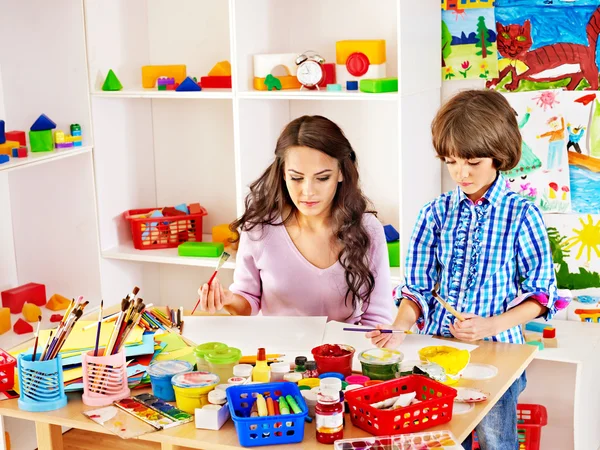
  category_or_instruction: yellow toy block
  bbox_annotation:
[0,140,20,156]
[141,65,187,88]
[0,307,10,335]
[55,130,66,144]
[46,294,71,311]
[208,61,231,77]
[66,135,82,143]
[336,40,386,65]
[212,224,237,247]
[22,302,42,322]
[253,76,301,91]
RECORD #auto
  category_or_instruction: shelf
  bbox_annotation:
[91,88,233,100]
[390,268,401,285]
[0,146,92,172]
[238,90,398,101]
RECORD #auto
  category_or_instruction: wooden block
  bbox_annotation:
[208,60,231,77]
[14,318,33,335]
[212,224,236,247]
[46,294,71,311]
[23,303,42,322]
[0,307,11,335]
[359,77,398,93]
[5,130,26,146]
[1,282,46,313]
[387,241,400,267]
[253,76,301,91]
[141,65,186,88]
[0,140,20,156]
[542,337,558,348]
[178,242,224,257]
[29,130,54,152]
[336,40,386,65]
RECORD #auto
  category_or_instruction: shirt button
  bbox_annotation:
[477,200,482,205]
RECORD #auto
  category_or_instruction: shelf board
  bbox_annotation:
[0,146,92,172]
[91,88,233,99]
[390,267,401,285]
[238,90,399,101]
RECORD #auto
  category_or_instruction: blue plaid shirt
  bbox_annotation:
[397,175,562,344]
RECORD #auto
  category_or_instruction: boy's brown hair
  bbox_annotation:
[431,90,521,171]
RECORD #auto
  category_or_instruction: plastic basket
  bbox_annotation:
[124,205,207,250]
[17,354,67,412]
[226,382,308,447]
[0,349,17,391]
[517,404,547,450]
[344,375,457,436]
[82,349,130,406]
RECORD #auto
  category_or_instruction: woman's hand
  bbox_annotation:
[448,313,498,342]
[197,279,234,314]
[366,324,407,349]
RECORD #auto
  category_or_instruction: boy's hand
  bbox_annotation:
[448,313,497,342]
[366,324,407,349]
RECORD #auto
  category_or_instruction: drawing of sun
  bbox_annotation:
[564,215,600,262]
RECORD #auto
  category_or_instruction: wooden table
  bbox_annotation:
[0,326,537,450]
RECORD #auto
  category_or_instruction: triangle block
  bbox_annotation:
[14,318,33,335]
[102,69,123,91]
[208,60,231,77]
[176,76,201,92]
[30,114,56,131]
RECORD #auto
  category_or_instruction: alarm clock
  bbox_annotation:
[295,51,326,90]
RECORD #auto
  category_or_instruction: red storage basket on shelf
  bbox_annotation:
[0,349,17,391]
[344,375,457,436]
[124,206,207,250]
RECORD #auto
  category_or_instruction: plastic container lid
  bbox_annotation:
[358,348,404,365]
[171,371,220,388]
[147,360,193,379]
[205,347,242,365]
[318,372,345,380]
[270,362,291,373]
[233,364,253,378]
[295,356,307,366]
[305,361,317,371]
[208,389,227,405]
[345,374,369,385]
[283,372,303,383]
[194,342,228,359]
[319,377,342,400]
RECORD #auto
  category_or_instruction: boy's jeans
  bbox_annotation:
[462,371,527,450]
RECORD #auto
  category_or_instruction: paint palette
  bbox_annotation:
[134,393,194,423]
[333,436,395,450]
[83,405,157,439]
[393,430,464,450]
[115,394,193,430]
[454,387,489,403]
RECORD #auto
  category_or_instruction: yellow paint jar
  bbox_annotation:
[172,371,220,414]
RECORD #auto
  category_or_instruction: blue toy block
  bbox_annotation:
[0,120,5,144]
[30,114,56,131]
[383,224,400,243]
[346,81,358,91]
[142,210,164,239]
[12,147,18,158]
[0,154,9,164]
[525,321,547,333]
[176,77,201,92]
[174,203,189,214]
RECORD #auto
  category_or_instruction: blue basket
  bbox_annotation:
[18,354,67,412]
[226,382,308,447]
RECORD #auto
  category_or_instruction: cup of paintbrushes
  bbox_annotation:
[82,348,130,406]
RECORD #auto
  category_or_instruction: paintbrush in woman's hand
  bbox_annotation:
[192,251,231,314]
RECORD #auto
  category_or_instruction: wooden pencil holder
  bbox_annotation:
[82,348,130,406]
[17,353,67,412]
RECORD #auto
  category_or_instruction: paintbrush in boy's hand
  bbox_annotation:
[431,290,465,322]
[343,327,412,334]
[191,251,231,314]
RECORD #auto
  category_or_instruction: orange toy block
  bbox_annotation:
[14,318,33,335]
[141,65,187,88]
[46,294,71,311]
[336,40,387,65]
[208,61,231,77]
[0,308,10,335]
[212,224,236,247]
[0,140,20,156]
[22,303,41,322]
[253,76,301,91]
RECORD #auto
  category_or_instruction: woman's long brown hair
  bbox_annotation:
[230,115,377,316]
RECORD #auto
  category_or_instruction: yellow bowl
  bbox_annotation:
[418,345,470,380]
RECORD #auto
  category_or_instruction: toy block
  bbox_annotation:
[22,303,42,322]
[102,69,123,91]
[525,321,547,333]
[50,313,63,322]
[11,148,18,158]
[360,77,398,93]
[6,131,26,146]
[383,224,400,242]
[200,76,232,89]
[253,53,298,78]
[212,224,236,247]
[336,40,386,66]
[0,120,4,144]
[346,81,358,91]
[29,130,53,152]
[387,240,400,267]
[0,140,20,156]
[141,65,187,88]
[0,308,11,335]
[157,77,175,86]
[254,76,301,91]
[174,203,190,214]
[70,123,81,137]
[317,63,336,88]
[326,84,342,91]
[54,130,74,149]
[178,241,224,258]
[166,83,177,91]
[542,337,558,348]
[189,203,202,215]
[30,114,56,131]
[176,76,202,92]
[0,155,8,164]
[264,75,281,91]
[17,146,27,158]
[14,318,33,335]
[158,84,167,91]
[46,294,70,311]
[336,63,386,86]
[1,282,46,314]
[208,61,231,77]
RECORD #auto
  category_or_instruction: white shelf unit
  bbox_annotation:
[85,0,441,309]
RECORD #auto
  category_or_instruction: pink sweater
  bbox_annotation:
[229,213,395,326]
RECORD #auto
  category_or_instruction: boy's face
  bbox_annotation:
[444,156,498,201]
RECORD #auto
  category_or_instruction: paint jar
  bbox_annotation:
[298,377,320,389]
[345,374,369,386]
[208,388,227,405]
[172,371,220,414]
[304,361,319,378]
[311,344,355,377]
[147,360,193,402]
[270,362,291,382]
[294,356,307,373]
[358,348,404,381]
[233,363,253,383]
[205,346,242,383]
[301,388,318,417]
[227,376,247,386]
[194,342,227,372]
[284,372,303,383]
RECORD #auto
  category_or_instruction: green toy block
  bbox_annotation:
[29,130,53,152]
[387,240,400,267]
[264,74,281,91]
[359,77,398,93]
[178,241,224,258]
[526,340,544,350]
[102,69,123,91]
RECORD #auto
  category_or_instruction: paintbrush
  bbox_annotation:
[343,327,412,334]
[191,251,231,314]
[41,330,53,361]
[31,316,42,361]
[431,290,465,322]
[106,299,130,356]
[94,300,104,356]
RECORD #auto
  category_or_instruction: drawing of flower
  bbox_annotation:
[549,182,558,199]
[459,61,471,78]
[444,66,455,80]
[479,60,490,79]
[561,185,570,201]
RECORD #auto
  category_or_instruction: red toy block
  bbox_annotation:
[166,83,177,91]
[1,283,46,314]
[200,76,232,89]
[17,146,27,158]
[5,131,26,147]
[318,63,336,88]
[50,313,63,322]
[189,203,202,214]
[14,318,33,335]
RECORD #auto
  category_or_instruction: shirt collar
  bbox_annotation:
[450,173,506,211]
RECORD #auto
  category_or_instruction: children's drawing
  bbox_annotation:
[442,8,499,81]
[489,2,600,92]
[537,116,566,172]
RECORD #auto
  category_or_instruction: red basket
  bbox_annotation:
[517,404,547,450]
[0,349,17,391]
[124,206,207,250]
[344,375,457,436]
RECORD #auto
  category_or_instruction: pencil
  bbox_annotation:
[343,327,412,334]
